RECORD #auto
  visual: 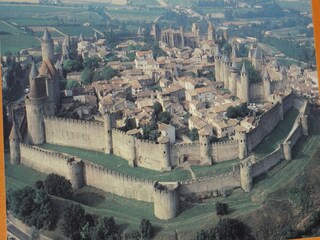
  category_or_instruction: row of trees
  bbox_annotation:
[226,103,249,119]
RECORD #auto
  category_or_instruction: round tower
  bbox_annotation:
[263,70,271,100]
[223,55,232,89]
[214,46,222,82]
[127,134,136,167]
[199,128,211,165]
[153,182,180,220]
[68,158,84,190]
[300,115,308,136]
[180,26,185,48]
[282,141,292,161]
[235,126,248,160]
[41,28,55,62]
[9,120,21,165]
[104,112,113,154]
[26,74,47,145]
[208,22,215,41]
[158,136,171,171]
[240,160,252,192]
[240,63,249,103]
[229,60,239,95]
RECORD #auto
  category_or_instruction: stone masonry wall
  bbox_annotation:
[20,143,70,178]
[83,161,154,202]
[251,148,283,178]
[211,141,239,162]
[180,171,240,197]
[44,116,105,151]
[171,142,200,166]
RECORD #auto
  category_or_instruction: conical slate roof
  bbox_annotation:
[231,59,239,71]
[231,45,237,58]
[43,28,51,41]
[29,61,38,79]
[224,54,231,63]
[214,46,222,57]
[9,119,21,140]
[263,69,270,80]
[79,33,84,42]
[253,47,263,59]
[241,62,247,74]
[55,60,62,70]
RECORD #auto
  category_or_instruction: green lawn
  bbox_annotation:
[191,159,239,178]
[39,144,192,182]
[254,107,300,158]
[5,113,320,239]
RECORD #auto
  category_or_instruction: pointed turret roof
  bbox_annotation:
[9,119,21,140]
[29,61,38,79]
[214,46,222,57]
[79,33,84,42]
[224,54,231,63]
[55,60,62,70]
[43,28,51,41]
[263,69,270,80]
[231,59,238,69]
[231,45,237,58]
[241,62,247,74]
[253,47,263,59]
[208,22,214,31]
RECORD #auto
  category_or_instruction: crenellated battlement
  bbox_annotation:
[211,140,237,146]
[20,143,71,160]
[44,115,104,127]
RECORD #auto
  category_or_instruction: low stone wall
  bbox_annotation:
[251,148,283,178]
[180,171,240,197]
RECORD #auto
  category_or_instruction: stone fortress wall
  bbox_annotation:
[246,92,293,152]
[14,97,308,220]
[240,98,308,192]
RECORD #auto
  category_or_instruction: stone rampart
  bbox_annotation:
[20,143,70,176]
[83,161,154,202]
[44,116,105,151]
[171,142,200,166]
[211,140,239,162]
[251,148,283,178]
[179,171,240,197]
[112,129,136,163]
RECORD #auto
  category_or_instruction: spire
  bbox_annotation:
[215,45,222,58]
[241,62,247,74]
[79,33,84,42]
[253,46,263,59]
[263,69,270,80]
[43,28,51,41]
[9,119,21,140]
[55,59,62,70]
[231,45,237,58]
[231,59,239,72]
[29,61,38,80]
[224,54,231,63]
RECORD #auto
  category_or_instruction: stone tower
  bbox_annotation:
[153,182,180,220]
[207,22,215,41]
[240,159,252,192]
[180,26,185,48]
[229,59,239,95]
[29,61,39,83]
[9,119,21,165]
[68,158,84,190]
[157,136,171,171]
[263,70,271,100]
[153,24,161,42]
[300,115,308,136]
[252,47,263,71]
[25,74,47,145]
[214,46,222,82]
[235,126,248,160]
[240,63,249,102]
[199,128,211,165]
[104,112,113,154]
[223,55,232,89]
[41,28,55,62]
[282,141,292,160]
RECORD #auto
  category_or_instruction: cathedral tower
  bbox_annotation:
[214,46,222,82]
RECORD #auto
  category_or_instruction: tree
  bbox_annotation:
[188,128,199,141]
[66,80,80,90]
[215,202,228,216]
[60,204,86,240]
[153,102,163,120]
[100,66,118,81]
[139,219,153,240]
[6,186,56,230]
[149,130,160,142]
[44,174,73,199]
[91,216,120,240]
[63,59,83,73]
[82,56,99,69]
[81,68,94,85]
[159,111,171,124]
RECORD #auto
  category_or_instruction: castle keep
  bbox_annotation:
[9,29,310,220]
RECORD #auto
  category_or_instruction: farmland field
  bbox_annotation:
[106,7,166,21]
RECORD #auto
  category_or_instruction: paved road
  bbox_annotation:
[7,222,30,240]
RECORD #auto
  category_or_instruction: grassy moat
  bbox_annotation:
[5,108,318,239]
